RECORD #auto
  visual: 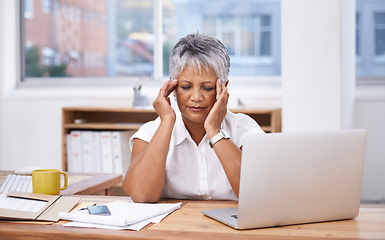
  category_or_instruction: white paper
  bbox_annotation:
[59,201,181,228]
[63,212,170,231]
[59,211,127,226]
[0,193,46,213]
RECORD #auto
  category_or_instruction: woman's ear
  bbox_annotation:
[173,90,177,101]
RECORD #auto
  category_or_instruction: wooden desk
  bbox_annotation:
[0,171,122,196]
[0,195,384,240]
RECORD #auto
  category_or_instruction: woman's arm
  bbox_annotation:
[122,120,174,203]
[204,79,242,197]
[122,80,178,203]
[210,137,242,197]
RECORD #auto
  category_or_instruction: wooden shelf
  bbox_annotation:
[230,108,281,133]
[62,106,281,171]
[64,123,144,131]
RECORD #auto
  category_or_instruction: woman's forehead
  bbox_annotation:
[178,64,217,80]
[178,67,217,84]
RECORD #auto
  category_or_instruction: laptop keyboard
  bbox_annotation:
[0,174,33,194]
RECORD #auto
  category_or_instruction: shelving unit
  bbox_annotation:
[62,106,281,171]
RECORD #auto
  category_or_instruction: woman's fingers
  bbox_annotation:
[216,79,229,105]
[165,79,178,97]
[221,86,229,105]
[216,79,222,100]
[159,79,171,96]
[153,80,177,122]
[205,80,229,128]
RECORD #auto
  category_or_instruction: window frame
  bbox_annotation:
[17,0,283,88]
[18,0,159,88]
[16,0,385,89]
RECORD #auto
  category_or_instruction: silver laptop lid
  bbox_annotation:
[237,129,367,229]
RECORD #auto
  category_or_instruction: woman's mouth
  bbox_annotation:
[189,106,205,112]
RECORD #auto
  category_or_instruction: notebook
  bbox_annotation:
[202,129,367,230]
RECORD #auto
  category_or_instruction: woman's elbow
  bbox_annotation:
[122,183,160,203]
[131,193,160,203]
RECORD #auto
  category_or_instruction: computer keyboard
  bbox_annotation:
[0,174,33,194]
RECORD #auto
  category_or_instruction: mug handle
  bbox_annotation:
[60,171,68,190]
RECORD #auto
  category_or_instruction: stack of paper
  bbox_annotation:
[59,201,181,231]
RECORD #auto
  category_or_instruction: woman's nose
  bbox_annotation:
[190,88,203,102]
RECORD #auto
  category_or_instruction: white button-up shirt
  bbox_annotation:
[129,108,265,200]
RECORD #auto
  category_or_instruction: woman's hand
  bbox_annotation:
[204,80,241,197]
[124,79,179,203]
[204,79,229,138]
[152,79,179,123]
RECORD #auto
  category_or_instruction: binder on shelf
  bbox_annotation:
[68,131,83,172]
[66,130,132,174]
[91,131,102,173]
[111,131,134,175]
[80,131,93,172]
[100,131,114,173]
[66,133,72,171]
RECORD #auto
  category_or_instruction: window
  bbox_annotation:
[375,13,385,57]
[200,14,274,76]
[203,15,272,57]
[356,0,385,82]
[162,0,281,77]
[24,0,33,19]
[20,0,385,86]
[42,0,51,13]
[21,0,281,85]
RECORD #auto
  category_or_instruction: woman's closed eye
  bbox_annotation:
[179,85,215,91]
[202,86,215,91]
[180,85,192,90]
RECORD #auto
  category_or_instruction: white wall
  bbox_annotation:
[0,0,385,202]
[281,0,385,203]
[0,0,3,163]
[354,89,385,202]
[281,0,355,131]
[0,92,132,170]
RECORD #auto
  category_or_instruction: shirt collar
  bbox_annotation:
[172,108,232,146]
[173,110,191,146]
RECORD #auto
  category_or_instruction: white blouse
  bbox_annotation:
[129,108,265,200]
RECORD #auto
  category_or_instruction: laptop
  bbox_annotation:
[202,129,367,230]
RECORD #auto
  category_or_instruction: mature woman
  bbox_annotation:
[122,32,264,203]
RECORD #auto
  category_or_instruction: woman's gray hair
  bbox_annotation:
[169,32,230,85]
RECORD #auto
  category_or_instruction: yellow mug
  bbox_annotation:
[32,169,68,195]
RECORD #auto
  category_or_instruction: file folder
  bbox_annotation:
[0,191,79,222]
